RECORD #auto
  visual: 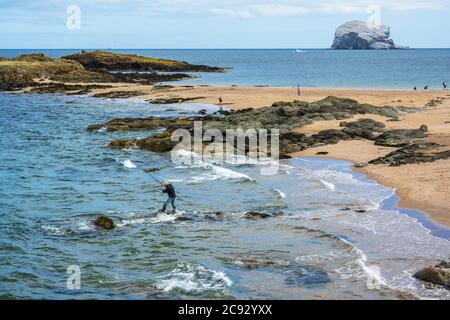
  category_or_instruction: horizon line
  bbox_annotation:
[2,47,450,50]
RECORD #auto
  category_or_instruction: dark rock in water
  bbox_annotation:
[143,168,161,173]
[233,258,289,270]
[331,20,406,50]
[244,212,272,220]
[175,216,193,222]
[93,215,116,230]
[375,128,428,147]
[198,109,208,115]
[92,90,144,99]
[285,266,331,287]
[369,142,450,166]
[149,96,204,104]
[87,116,177,132]
[413,261,450,289]
[203,212,226,220]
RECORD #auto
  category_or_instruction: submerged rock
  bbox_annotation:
[244,212,272,220]
[93,215,116,230]
[331,20,406,50]
[414,261,450,289]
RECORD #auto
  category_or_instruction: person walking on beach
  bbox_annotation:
[297,85,302,96]
[444,81,448,91]
[218,97,223,105]
[161,181,177,213]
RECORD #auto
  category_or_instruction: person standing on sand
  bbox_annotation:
[444,81,448,91]
[161,181,177,213]
[297,85,301,96]
[218,97,223,105]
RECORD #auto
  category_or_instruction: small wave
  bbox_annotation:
[314,169,362,186]
[119,159,137,169]
[174,150,254,182]
[156,263,232,294]
[274,189,286,199]
[339,238,387,287]
[320,179,336,191]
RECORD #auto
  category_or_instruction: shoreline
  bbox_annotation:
[298,154,450,237]
[15,82,450,229]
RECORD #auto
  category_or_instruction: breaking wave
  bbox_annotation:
[156,263,233,294]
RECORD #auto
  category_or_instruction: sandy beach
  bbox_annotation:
[79,84,450,228]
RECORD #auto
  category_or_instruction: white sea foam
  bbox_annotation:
[314,169,363,186]
[116,213,180,227]
[174,150,253,182]
[320,179,336,191]
[339,238,387,287]
[122,159,137,169]
[274,189,286,199]
[41,225,66,236]
[156,263,232,294]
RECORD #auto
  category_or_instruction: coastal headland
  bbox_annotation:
[1,51,449,228]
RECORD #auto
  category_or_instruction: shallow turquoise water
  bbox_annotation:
[0,93,449,300]
[0,49,449,89]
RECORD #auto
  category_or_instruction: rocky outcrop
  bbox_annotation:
[92,90,145,99]
[62,50,228,73]
[29,83,113,94]
[414,261,450,289]
[90,97,415,156]
[369,142,450,166]
[87,116,194,132]
[375,127,428,147]
[0,51,226,92]
[331,20,406,50]
[147,97,205,104]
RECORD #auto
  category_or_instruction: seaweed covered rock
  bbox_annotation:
[369,142,450,166]
[93,215,116,230]
[244,212,272,220]
[148,97,205,104]
[375,128,428,147]
[414,261,450,289]
[92,90,145,99]
[87,117,177,132]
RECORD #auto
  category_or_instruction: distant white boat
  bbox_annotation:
[294,49,305,53]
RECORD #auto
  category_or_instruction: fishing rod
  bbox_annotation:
[124,160,188,202]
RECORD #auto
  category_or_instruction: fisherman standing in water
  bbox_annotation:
[161,181,177,213]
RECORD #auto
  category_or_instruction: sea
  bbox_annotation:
[0,49,449,300]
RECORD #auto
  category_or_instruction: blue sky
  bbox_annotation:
[1,0,449,48]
